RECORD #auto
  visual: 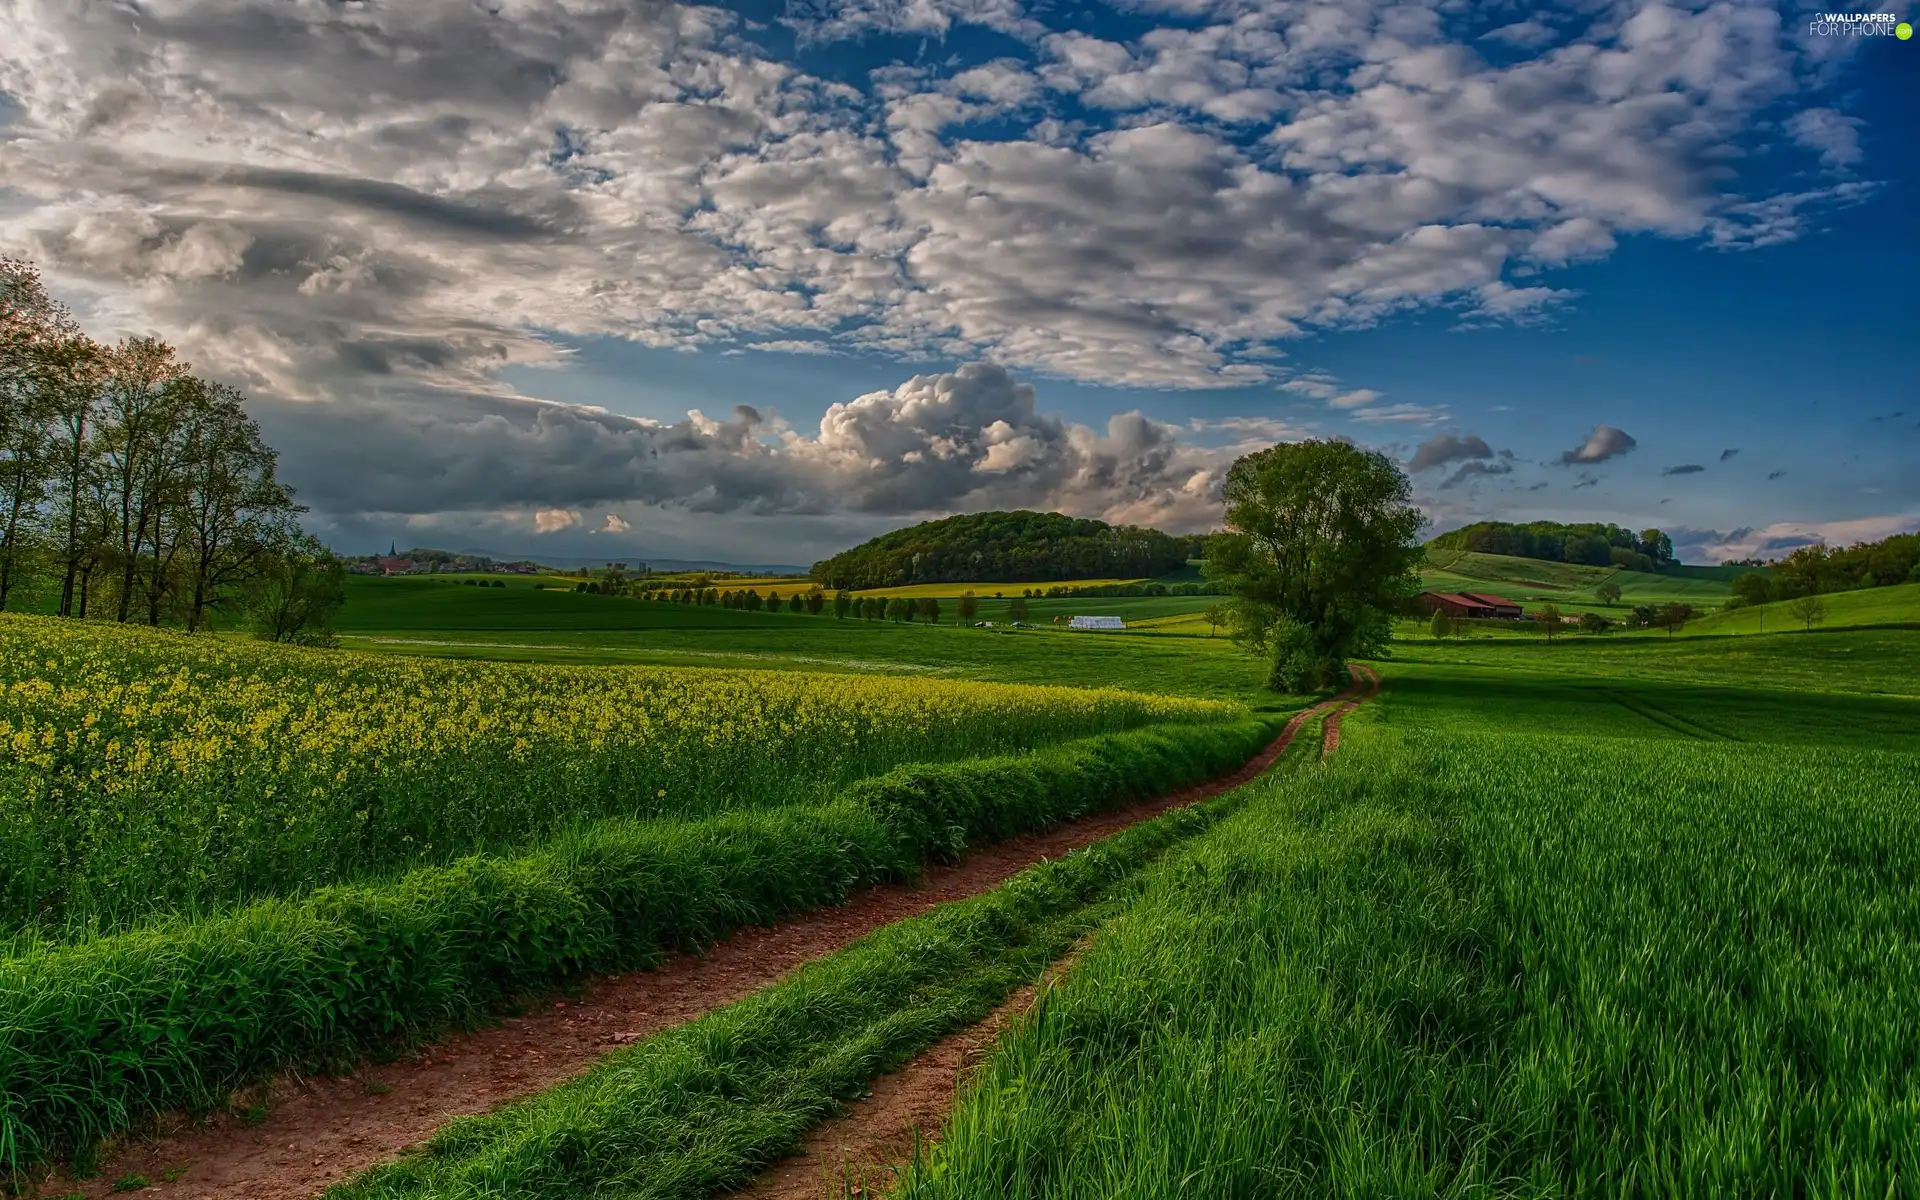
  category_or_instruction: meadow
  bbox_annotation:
[9,552,1920,1192]
[898,640,1920,1197]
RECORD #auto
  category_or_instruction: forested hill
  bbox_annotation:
[810,511,1198,590]
[1429,521,1676,570]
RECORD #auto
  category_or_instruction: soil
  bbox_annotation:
[34,679,1362,1200]
[728,666,1383,1199]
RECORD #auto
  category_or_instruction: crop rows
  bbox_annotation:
[0,615,1229,934]
[900,720,1920,1196]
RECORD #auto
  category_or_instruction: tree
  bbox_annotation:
[805,589,825,615]
[174,382,300,631]
[1595,580,1622,607]
[1630,604,1658,629]
[1208,603,1229,638]
[1787,593,1827,632]
[1661,602,1693,636]
[767,589,781,610]
[918,596,942,624]
[1007,595,1030,621]
[957,590,980,624]
[1203,440,1422,693]
[0,258,66,610]
[1579,611,1611,634]
[789,591,806,613]
[247,533,346,646]
[1535,603,1563,640]
[1729,572,1772,609]
[834,589,852,618]
[1429,608,1450,640]
[886,596,913,622]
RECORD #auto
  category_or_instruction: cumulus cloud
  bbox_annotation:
[1662,463,1706,476]
[600,514,632,534]
[1408,431,1493,473]
[254,363,1252,535]
[0,0,1880,405]
[1559,425,1637,465]
[1785,107,1865,169]
[1669,515,1919,564]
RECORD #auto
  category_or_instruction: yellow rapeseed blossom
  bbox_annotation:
[0,614,1231,929]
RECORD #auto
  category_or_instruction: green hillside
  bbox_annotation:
[1419,552,1731,614]
[1658,581,1920,637]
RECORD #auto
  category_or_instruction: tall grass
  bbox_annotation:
[900,723,1920,1196]
[0,716,1279,1170]
[0,614,1230,933]
[325,718,1315,1200]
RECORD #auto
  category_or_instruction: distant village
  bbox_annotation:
[344,545,551,577]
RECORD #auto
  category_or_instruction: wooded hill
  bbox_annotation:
[1429,520,1675,571]
[809,511,1198,590]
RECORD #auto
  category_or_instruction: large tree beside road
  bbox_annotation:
[1204,440,1424,693]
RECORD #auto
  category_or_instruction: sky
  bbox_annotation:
[1,0,1914,569]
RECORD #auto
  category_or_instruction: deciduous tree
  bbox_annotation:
[1203,440,1422,693]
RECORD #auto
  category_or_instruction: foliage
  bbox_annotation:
[1578,611,1611,634]
[1205,440,1422,692]
[0,256,305,626]
[956,590,979,624]
[1662,602,1693,635]
[1429,520,1673,568]
[1535,602,1562,640]
[246,532,346,646]
[1595,580,1622,606]
[0,716,1276,1167]
[809,510,1194,590]
[0,614,1232,933]
[1787,592,1828,631]
[1769,533,1920,599]
[1728,571,1773,608]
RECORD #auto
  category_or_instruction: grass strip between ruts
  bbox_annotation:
[324,711,1325,1200]
[1,715,1283,1170]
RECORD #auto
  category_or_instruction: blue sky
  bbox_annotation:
[2,0,1914,566]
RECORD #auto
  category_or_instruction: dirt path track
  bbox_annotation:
[735,664,1382,1199]
[41,678,1367,1200]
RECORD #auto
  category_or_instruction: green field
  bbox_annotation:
[1419,550,1735,614]
[8,557,1919,1193]
[897,630,1920,1197]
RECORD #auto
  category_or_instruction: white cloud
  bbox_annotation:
[1670,515,1919,564]
[1559,424,1637,464]
[534,508,582,533]
[600,513,632,533]
[1784,107,1865,169]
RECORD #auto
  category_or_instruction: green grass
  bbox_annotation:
[322,706,1329,1200]
[1656,580,1920,637]
[1419,551,1734,615]
[0,716,1286,1169]
[899,675,1920,1197]
[1392,624,1920,701]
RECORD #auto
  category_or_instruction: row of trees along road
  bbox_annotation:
[1,257,341,641]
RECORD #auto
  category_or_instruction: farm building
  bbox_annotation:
[1068,615,1127,631]
[1417,591,1525,620]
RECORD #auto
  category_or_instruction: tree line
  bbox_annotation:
[1728,533,1920,607]
[1,257,340,641]
[1429,520,1675,570]
[810,510,1199,590]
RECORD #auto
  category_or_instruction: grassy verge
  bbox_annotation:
[324,712,1326,1200]
[0,716,1281,1171]
[896,706,1920,1196]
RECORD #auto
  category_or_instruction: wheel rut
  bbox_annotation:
[731,664,1383,1200]
[37,680,1366,1200]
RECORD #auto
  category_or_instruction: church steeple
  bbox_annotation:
[390,540,397,557]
